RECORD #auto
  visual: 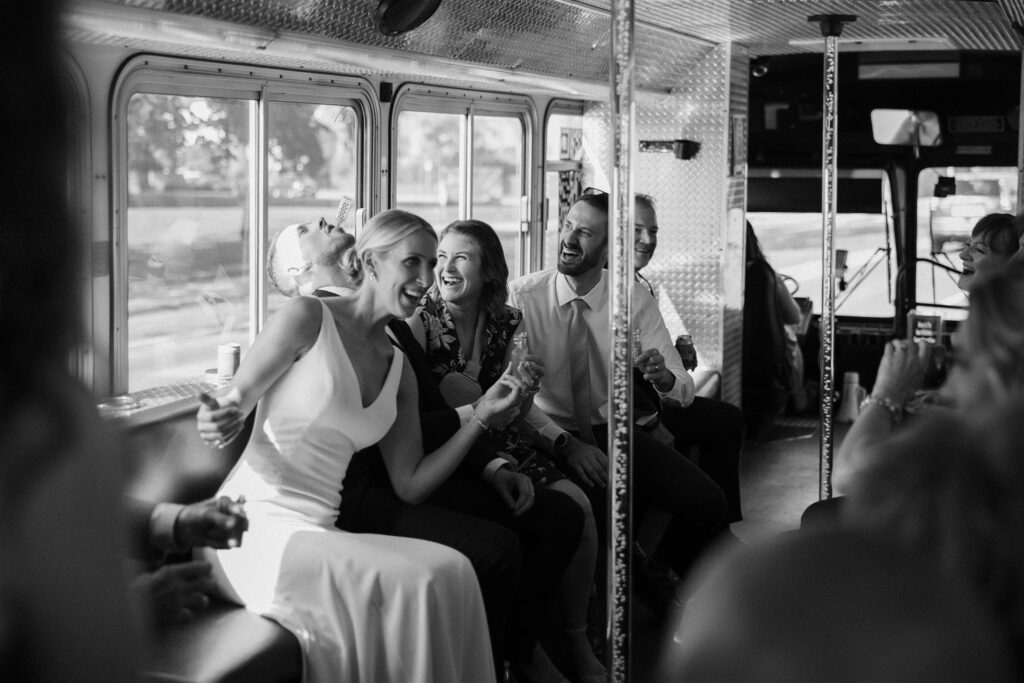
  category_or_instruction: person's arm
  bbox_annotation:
[636,291,694,407]
[378,359,527,504]
[774,273,802,326]
[196,296,322,444]
[834,339,929,493]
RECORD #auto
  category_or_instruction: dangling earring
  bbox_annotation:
[368,269,377,281]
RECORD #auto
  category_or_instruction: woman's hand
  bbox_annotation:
[196,387,244,449]
[873,339,930,405]
[474,367,528,429]
[491,467,535,516]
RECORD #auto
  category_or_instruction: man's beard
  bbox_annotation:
[557,248,603,276]
[316,233,355,267]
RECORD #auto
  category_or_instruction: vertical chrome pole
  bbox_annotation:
[608,0,635,680]
[809,14,855,501]
[1017,50,1024,214]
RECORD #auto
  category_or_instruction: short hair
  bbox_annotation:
[340,209,436,286]
[266,223,305,297]
[437,220,510,321]
[573,191,609,217]
[972,213,1019,256]
[635,193,656,213]
[962,259,1024,388]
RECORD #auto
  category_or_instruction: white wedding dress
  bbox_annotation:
[203,298,495,683]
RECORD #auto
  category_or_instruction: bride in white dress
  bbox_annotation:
[196,209,526,683]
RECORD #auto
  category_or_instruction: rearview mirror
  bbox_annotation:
[870,109,942,146]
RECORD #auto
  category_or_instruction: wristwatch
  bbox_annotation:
[553,431,571,456]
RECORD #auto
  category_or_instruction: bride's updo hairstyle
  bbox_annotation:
[341,209,435,286]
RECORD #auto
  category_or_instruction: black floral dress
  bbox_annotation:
[418,293,565,485]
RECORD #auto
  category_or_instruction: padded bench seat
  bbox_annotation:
[692,368,721,400]
[142,599,301,683]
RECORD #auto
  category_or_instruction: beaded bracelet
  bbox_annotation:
[859,394,904,426]
[471,409,491,431]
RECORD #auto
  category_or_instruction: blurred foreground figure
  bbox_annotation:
[847,395,1024,678]
[0,0,141,680]
[661,529,1015,683]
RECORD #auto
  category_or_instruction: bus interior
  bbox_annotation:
[51,0,1024,679]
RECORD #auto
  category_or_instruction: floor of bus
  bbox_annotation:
[628,412,840,682]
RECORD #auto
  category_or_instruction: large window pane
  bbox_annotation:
[915,166,1016,319]
[395,111,462,230]
[267,102,359,315]
[747,209,894,318]
[472,115,523,278]
[126,94,251,391]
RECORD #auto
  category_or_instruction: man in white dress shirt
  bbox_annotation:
[508,191,727,614]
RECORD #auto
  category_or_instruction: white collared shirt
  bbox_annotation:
[508,268,693,444]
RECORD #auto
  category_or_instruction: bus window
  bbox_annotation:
[472,115,524,277]
[395,110,463,230]
[267,103,360,317]
[748,180,894,318]
[395,106,528,278]
[915,166,1017,320]
[543,108,584,271]
[126,94,252,392]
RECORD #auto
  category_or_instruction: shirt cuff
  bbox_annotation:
[456,404,474,426]
[658,372,695,407]
[482,459,512,483]
[539,423,566,449]
[149,502,187,553]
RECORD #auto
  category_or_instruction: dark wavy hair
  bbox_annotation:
[436,219,511,321]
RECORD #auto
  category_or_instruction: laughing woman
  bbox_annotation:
[196,210,529,683]
[410,219,606,683]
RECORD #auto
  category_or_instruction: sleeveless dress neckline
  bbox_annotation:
[317,298,400,411]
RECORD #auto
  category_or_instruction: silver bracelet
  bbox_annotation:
[859,394,904,425]
[471,409,490,431]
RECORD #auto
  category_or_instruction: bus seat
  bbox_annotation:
[120,404,302,683]
[142,601,302,683]
[692,368,721,400]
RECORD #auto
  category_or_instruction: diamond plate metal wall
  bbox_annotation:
[580,43,736,399]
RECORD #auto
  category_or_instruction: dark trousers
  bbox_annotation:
[337,451,582,671]
[660,396,745,523]
[568,424,727,580]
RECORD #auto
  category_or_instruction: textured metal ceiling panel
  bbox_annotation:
[585,0,1019,54]
[75,0,714,91]
[68,0,1022,94]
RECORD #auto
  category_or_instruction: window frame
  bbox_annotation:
[389,85,535,277]
[111,55,376,394]
[542,99,585,271]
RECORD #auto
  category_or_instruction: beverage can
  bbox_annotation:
[217,343,241,379]
[675,334,698,371]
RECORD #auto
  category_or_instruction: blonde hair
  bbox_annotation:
[341,209,435,286]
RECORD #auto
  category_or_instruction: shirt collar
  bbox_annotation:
[555,270,607,310]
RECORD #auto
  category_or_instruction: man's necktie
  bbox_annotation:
[568,298,597,445]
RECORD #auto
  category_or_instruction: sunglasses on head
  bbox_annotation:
[582,187,608,197]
